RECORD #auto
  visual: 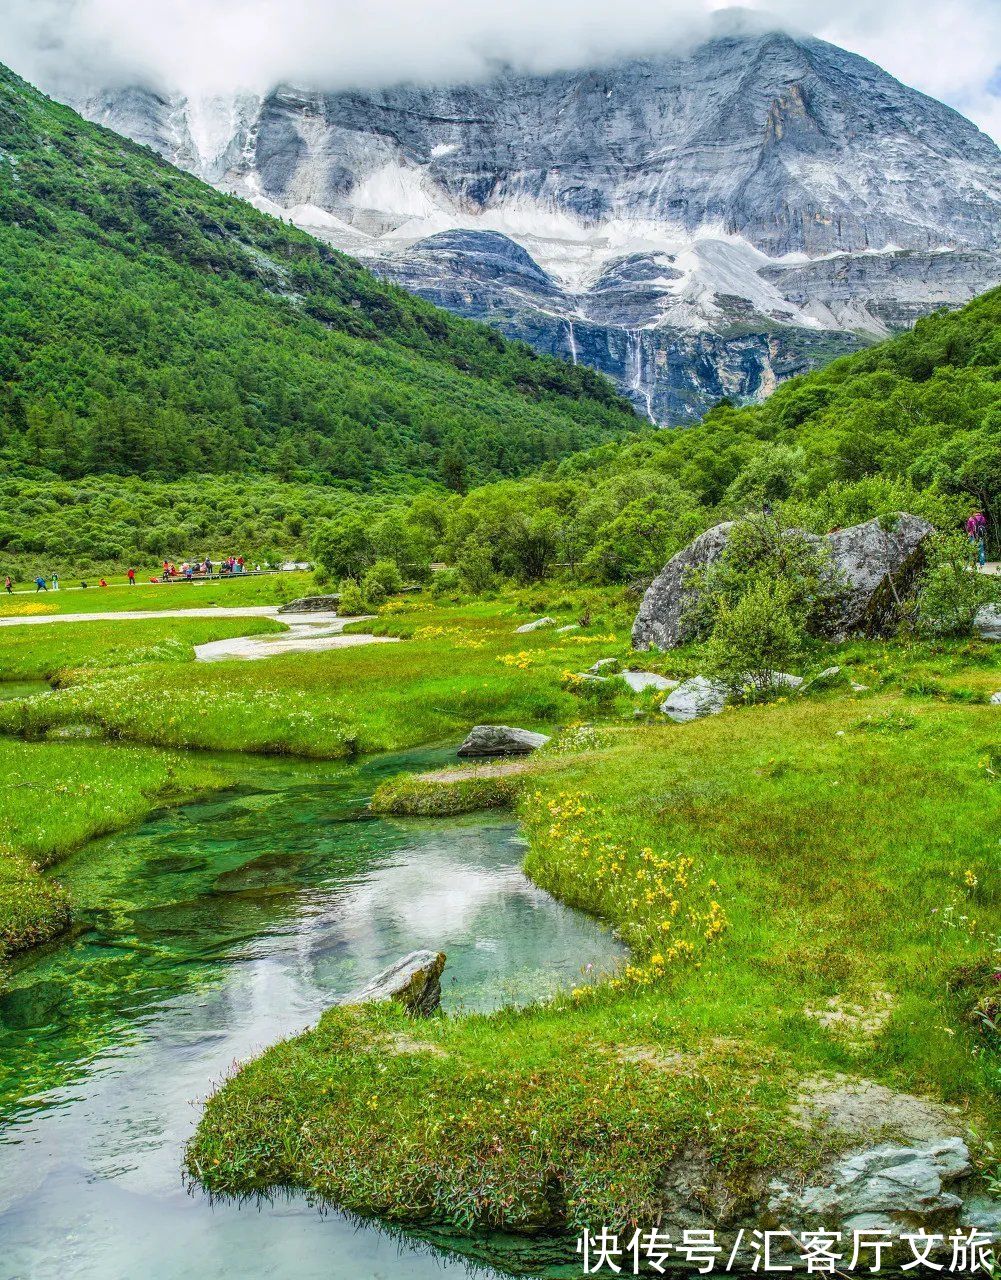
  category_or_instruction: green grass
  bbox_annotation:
[0,614,284,682]
[370,771,522,816]
[0,595,646,756]
[188,687,1001,1236]
[0,571,317,615]
[0,738,225,959]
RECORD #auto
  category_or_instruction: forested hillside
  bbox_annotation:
[0,63,637,492]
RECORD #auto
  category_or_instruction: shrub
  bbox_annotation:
[337,578,368,615]
[705,578,801,696]
[915,532,999,636]
[362,558,403,604]
[430,568,463,600]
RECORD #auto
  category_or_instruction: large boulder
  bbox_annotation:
[661,676,728,722]
[633,514,933,649]
[827,513,934,636]
[457,725,550,757]
[632,522,734,649]
[346,950,446,1016]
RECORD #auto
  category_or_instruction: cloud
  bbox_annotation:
[2,0,1000,142]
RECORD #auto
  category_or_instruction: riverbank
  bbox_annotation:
[189,687,1001,1244]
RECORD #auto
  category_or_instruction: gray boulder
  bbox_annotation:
[588,657,621,675]
[801,665,845,694]
[632,522,734,649]
[975,605,1001,641]
[633,514,934,650]
[990,692,1001,705]
[621,670,678,693]
[346,950,446,1016]
[827,513,934,636]
[772,1138,971,1224]
[515,616,555,634]
[457,725,550,757]
[661,676,728,722]
[555,623,580,633]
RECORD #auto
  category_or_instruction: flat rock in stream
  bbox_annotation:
[457,725,550,757]
[347,950,446,1016]
[278,596,340,613]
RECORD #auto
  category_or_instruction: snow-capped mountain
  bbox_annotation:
[77,26,1001,422]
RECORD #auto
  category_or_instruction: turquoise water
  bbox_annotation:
[0,748,621,1279]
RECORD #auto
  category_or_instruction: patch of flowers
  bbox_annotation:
[524,790,729,984]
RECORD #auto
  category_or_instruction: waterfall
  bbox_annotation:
[627,330,655,423]
[566,320,579,366]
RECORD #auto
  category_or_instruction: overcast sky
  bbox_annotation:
[3,0,1000,143]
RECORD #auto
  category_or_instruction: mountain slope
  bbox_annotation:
[78,23,1001,424]
[0,63,638,491]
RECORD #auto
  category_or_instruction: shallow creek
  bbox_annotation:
[0,746,622,1279]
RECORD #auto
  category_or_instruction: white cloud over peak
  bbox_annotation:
[1,0,999,143]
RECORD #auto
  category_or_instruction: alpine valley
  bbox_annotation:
[77,19,1001,423]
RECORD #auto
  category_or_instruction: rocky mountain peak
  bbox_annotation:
[73,27,1001,423]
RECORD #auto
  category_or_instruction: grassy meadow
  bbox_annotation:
[189,688,1001,1232]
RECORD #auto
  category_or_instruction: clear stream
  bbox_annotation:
[0,747,622,1280]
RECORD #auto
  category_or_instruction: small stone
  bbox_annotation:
[457,725,551,757]
[990,691,1001,705]
[555,623,580,633]
[514,616,556,634]
[621,670,678,693]
[587,657,620,674]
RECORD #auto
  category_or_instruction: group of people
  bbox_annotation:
[160,556,247,582]
[23,574,108,592]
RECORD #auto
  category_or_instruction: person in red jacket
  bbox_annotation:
[127,567,136,586]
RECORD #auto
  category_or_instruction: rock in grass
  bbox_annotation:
[621,670,678,693]
[975,605,1001,641]
[801,665,845,693]
[45,723,104,741]
[555,623,580,633]
[634,514,934,649]
[990,691,1001,705]
[457,725,551,757]
[588,657,621,674]
[661,676,727,722]
[515,616,556,633]
[347,950,446,1016]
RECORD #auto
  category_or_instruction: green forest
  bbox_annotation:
[0,62,637,495]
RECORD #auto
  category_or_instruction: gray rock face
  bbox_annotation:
[634,514,934,649]
[827,514,935,636]
[661,676,728,722]
[347,950,446,1016]
[975,605,1001,641]
[514,617,555,634]
[773,1138,971,1224]
[457,725,550,757]
[633,523,735,650]
[75,23,1001,424]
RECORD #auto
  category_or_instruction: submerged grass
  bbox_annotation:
[0,738,224,959]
